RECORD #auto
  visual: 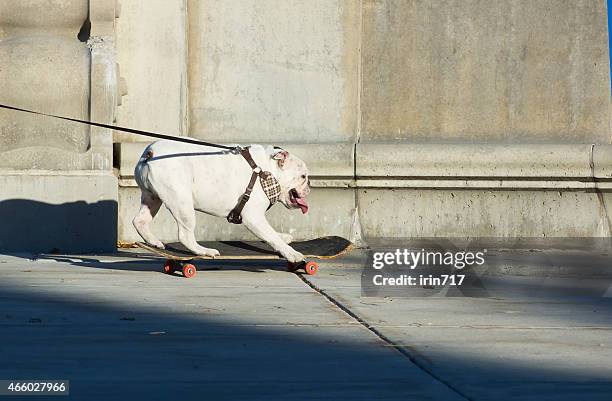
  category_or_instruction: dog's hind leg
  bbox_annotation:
[163,196,220,257]
[133,190,164,248]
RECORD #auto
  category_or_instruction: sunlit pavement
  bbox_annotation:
[0,247,611,401]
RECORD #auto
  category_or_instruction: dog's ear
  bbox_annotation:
[272,148,289,168]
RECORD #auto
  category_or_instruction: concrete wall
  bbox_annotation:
[114,1,612,242]
[0,0,90,154]
[115,0,362,242]
[361,0,611,143]
[0,0,122,252]
[357,143,612,238]
[115,0,188,141]
[187,0,360,144]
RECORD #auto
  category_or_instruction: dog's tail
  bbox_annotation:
[134,145,155,191]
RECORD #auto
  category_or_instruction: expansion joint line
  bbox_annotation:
[590,143,612,236]
[297,274,474,401]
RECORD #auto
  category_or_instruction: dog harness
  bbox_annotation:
[227,147,281,224]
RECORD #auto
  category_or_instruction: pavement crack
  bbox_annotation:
[297,274,474,401]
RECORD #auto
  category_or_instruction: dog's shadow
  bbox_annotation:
[36,251,291,276]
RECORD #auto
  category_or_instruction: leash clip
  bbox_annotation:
[230,145,243,155]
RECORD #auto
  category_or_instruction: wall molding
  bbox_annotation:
[116,142,612,190]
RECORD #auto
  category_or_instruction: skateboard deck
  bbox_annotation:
[137,236,352,278]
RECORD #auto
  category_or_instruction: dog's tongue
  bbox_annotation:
[295,197,309,214]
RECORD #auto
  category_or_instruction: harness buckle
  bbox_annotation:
[227,210,242,224]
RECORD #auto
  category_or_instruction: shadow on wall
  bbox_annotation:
[0,199,117,253]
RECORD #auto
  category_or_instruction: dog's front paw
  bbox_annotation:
[197,247,220,258]
[278,233,293,244]
[207,248,220,257]
[284,248,304,264]
[149,240,165,250]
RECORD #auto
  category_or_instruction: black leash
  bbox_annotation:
[0,103,238,151]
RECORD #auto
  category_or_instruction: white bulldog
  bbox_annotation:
[132,140,310,263]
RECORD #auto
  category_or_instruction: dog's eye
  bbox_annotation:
[301,175,306,179]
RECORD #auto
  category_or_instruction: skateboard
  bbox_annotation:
[136,236,353,278]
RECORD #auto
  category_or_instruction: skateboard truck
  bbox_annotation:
[164,259,197,278]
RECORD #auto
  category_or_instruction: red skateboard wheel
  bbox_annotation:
[182,263,197,278]
[304,261,318,275]
[163,260,174,274]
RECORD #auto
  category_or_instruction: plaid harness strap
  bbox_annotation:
[260,171,282,204]
[227,147,281,224]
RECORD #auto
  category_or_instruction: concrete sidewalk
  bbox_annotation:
[0,248,611,400]
[306,250,612,401]
[0,251,460,401]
